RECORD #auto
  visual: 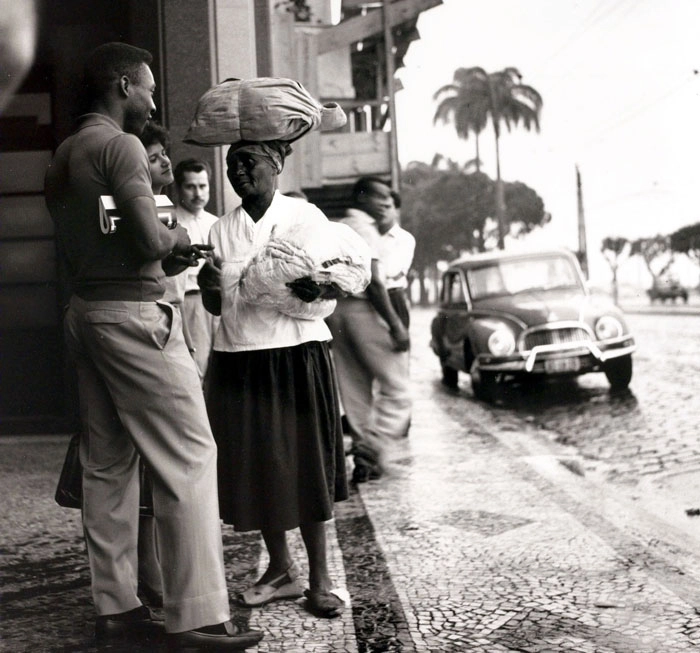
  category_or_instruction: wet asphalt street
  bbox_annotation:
[2,305,700,652]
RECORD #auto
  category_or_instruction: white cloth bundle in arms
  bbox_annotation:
[239,221,371,320]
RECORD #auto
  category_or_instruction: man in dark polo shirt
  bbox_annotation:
[44,43,262,650]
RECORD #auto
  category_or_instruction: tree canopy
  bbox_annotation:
[629,235,672,279]
[400,163,549,271]
[504,181,550,237]
[601,237,630,260]
[670,222,700,264]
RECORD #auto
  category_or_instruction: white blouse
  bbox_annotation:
[208,191,332,352]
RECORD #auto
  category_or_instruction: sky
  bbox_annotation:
[393,0,700,285]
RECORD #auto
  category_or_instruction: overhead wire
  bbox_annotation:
[426,0,696,212]
[527,0,696,153]
[574,72,697,151]
[534,0,648,101]
[520,0,646,150]
[531,0,635,79]
[587,187,673,211]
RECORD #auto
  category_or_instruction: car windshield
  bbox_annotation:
[466,255,582,300]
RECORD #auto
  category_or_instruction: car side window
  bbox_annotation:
[443,273,465,305]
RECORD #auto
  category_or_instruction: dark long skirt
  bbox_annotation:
[206,340,348,532]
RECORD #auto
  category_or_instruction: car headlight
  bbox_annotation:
[595,315,623,340]
[487,327,516,356]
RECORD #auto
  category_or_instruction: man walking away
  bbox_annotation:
[326,177,411,483]
[44,42,262,650]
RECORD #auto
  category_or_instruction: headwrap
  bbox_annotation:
[227,140,292,174]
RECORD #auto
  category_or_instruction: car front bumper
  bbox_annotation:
[477,335,636,374]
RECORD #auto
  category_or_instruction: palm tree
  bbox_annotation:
[430,153,481,174]
[433,66,543,249]
[433,67,489,173]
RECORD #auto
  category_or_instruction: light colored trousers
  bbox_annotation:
[183,290,218,380]
[326,298,411,456]
[64,296,230,633]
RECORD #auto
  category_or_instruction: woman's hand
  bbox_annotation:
[286,277,322,303]
[286,278,347,303]
[197,255,222,292]
[198,255,223,316]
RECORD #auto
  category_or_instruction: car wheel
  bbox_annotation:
[604,354,632,390]
[470,361,497,402]
[441,364,459,389]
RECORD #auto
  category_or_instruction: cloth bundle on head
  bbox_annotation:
[184,77,346,147]
[238,220,371,321]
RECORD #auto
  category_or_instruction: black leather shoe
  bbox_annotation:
[352,461,382,484]
[95,605,164,642]
[168,620,263,650]
[138,578,164,608]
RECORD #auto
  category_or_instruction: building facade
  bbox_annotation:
[0,0,439,433]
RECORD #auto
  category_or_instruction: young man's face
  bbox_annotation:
[178,170,210,214]
[124,63,156,136]
[375,206,398,234]
[360,181,394,226]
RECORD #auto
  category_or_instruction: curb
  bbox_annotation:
[619,305,700,317]
[488,420,700,570]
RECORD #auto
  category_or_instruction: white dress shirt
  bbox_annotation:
[209,191,332,352]
[378,223,416,290]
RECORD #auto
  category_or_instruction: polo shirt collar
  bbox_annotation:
[76,113,124,132]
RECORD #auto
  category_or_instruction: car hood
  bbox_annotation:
[471,289,612,327]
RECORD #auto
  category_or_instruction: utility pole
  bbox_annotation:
[382,0,400,192]
[576,164,589,279]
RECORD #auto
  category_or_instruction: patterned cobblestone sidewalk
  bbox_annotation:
[3,315,700,651]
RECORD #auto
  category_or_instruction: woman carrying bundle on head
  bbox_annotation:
[189,78,367,619]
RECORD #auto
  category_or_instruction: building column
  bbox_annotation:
[253,0,305,193]
[160,0,257,215]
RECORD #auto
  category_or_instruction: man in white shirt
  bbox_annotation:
[377,190,415,328]
[173,159,219,379]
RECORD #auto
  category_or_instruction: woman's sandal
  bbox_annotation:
[236,564,303,607]
[303,589,345,618]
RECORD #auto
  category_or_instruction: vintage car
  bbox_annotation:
[430,249,636,401]
[647,276,688,304]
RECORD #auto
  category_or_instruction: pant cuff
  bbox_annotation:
[164,588,230,633]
